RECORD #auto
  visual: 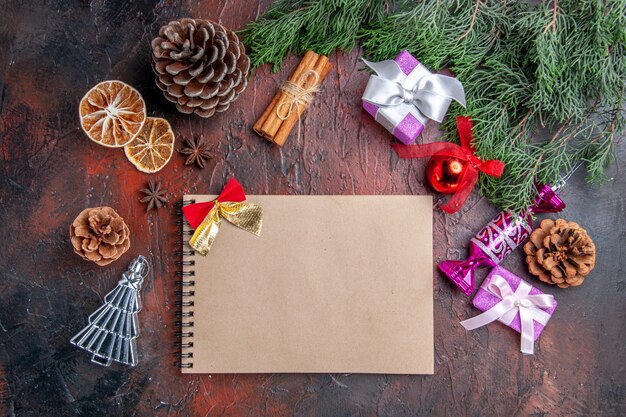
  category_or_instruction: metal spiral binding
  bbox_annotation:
[174,199,196,369]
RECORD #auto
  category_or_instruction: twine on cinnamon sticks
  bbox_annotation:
[253,50,332,146]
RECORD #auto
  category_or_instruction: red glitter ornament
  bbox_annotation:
[426,155,468,194]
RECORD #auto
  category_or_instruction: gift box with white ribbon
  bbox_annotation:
[362,50,466,144]
[461,265,558,354]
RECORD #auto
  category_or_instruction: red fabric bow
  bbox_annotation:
[182,178,247,229]
[392,116,505,214]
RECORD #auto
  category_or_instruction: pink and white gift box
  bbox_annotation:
[362,50,466,145]
[461,265,557,354]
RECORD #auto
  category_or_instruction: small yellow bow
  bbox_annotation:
[188,200,263,256]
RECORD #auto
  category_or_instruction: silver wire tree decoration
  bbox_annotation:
[71,255,150,367]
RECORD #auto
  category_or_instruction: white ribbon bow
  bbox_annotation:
[460,275,554,354]
[362,58,466,125]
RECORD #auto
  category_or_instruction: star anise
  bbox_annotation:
[178,136,215,168]
[140,180,168,212]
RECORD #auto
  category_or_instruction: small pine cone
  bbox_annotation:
[523,219,596,288]
[151,18,250,118]
[70,207,131,266]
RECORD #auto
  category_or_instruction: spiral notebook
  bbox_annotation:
[176,195,433,374]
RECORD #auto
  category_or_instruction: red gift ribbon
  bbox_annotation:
[392,116,505,214]
[182,178,247,229]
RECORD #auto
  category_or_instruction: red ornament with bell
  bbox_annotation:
[393,116,505,213]
[426,155,468,194]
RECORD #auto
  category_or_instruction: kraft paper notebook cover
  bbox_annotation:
[177,195,433,374]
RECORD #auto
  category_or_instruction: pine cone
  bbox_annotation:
[523,219,596,288]
[151,18,250,118]
[70,207,131,266]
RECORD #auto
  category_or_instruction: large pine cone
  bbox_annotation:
[70,207,131,266]
[151,18,250,118]
[523,219,595,288]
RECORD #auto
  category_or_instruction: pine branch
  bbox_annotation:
[240,0,388,71]
[242,0,626,211]
[459,0,482,40]
[543,0,559,33]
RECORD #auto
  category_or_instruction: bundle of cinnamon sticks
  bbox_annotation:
[253,50,332,146]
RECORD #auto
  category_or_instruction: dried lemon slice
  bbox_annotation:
[79,80,147,147]
[124,117,175,173]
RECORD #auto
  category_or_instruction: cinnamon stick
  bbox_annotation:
[253,50,331,146]
[273,55,332,146]
[256,50,319,140]
[252,94,281,137]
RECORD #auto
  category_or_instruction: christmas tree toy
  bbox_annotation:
[439,161,584,295]
[439,184,565,296]
[71,255,150,367]
[393,116,504,213]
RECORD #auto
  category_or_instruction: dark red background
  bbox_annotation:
[0,1,624,416]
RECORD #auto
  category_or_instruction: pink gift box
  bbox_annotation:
[472,266,557,341]
[362,50,425,145]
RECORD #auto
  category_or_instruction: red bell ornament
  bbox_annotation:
[426,155,468,194]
